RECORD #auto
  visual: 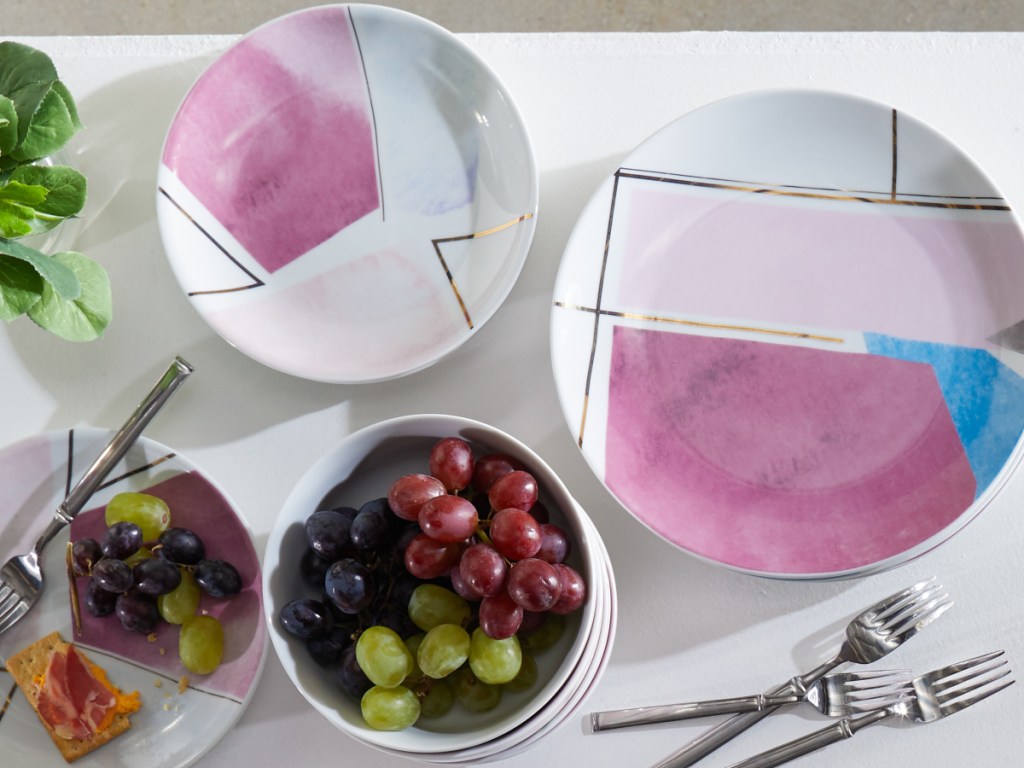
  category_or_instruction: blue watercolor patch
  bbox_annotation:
[865,333,1024,498]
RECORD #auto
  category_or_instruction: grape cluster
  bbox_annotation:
[278,437,586,731]
[71,491,242,676]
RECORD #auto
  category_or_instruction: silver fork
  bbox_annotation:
[725,651,1014,768]
[590,670,910,732]
[0,357,193,635]
[652,578,952,767]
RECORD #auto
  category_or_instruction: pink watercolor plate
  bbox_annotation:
[0,428,267,768]
[550,89,1024,580]
[156,4,537,384]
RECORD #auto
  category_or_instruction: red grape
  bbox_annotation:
[488,470,538,513]
[404,533,462,579]
[449,564,485,600]
[429,437,475,492]
[459,543,507,597]
[506,558,561,612]
[479,591,523,639]
[388,473,446,521]
[489,507,542,560]
[536,523,570,564]
[418,495,478,543]
[472,453,522,494]
[549,564,587,614]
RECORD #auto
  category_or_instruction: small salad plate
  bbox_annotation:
[551,88,1024,579]
[157,4,538,383]
[0,428,266,768]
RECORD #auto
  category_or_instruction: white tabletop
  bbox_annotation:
[3,31,1023,768]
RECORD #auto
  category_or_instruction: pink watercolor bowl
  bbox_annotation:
[156,5,538,384]
[550,88,1024,580]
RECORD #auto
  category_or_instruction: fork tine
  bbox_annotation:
[0,600,28,634]
[938,678,1015,717]
[863,577,937,622]
[0,583,13,603]
[876,583,948,628]
[884,594,953,641]
[0,589,20,617]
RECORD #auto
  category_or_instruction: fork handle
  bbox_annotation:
[650,658,842,767]
[723,709,892,768]
[592,694,801,732]
[34,357,193,553]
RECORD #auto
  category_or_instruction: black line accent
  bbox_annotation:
[349,6,385,223]
[157,187,266,294]
[0,680,17,725]
[97,453,178,492]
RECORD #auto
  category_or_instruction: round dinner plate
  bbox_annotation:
[551,88,1024,579]
[157,4,538,383]
[0,428,267,768]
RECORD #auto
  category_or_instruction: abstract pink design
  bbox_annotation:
[605,326,976,573]
[69,472,264,702]
[162,6,380,273]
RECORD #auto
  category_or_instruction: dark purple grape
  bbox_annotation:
[156,527,205,565]
[388,524,421,566]
[84,579,117,617]
[299,548,332,590]
[373,604,415,637]
[324,558,375,614]
[387,572,418,611]
[306,624,351,666]
[350,503,392,551]
[115,589,159,633]
[91,558,133,593]
[278,598,333,640]
[335,644,372,700]
[102,522,143,560]
[71,538,102,576]
[132,558,182,596]
[304,507,356,560]
[194,559,242,597]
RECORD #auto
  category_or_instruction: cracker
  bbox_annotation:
[7,632,135,763]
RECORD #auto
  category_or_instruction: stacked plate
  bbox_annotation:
[263,415,616,763]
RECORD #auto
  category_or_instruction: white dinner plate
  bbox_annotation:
[551,88,1024,579]
[157,4,537,383]
[0,428,267,768]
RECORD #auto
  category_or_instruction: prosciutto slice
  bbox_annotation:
[37,646,116,740]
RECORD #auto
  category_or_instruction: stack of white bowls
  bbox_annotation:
[263,414,616,763]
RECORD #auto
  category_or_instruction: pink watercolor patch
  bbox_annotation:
[162,6,380,272]
[69,472,264,702]
[604,326,976,574]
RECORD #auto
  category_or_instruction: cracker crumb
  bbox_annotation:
[178,676,189,695]
[154,679,163,688]
[159,648,166,656]
[147,633,157,643]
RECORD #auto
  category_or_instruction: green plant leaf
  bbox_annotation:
[0,236,80,300]
[28,251,110,341]
[0,253,43,320]
[0,199,35,237]
[0,95,16,156]
[0,178,48,206]
[9,83,80,162]
[9,164,86,217]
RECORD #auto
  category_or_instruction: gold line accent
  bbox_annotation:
[157,187,265,295]
[66,541,82,637]
[432,213,535,330]
[891,108,899,201]
[553,301,846,344]
[0,681,16,724]
[97,453,178,492]
[616,170,1011,212]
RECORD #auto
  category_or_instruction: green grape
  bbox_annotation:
[403,633,426,684]
[179,615,224,675]
[417,624,471,679]
[469,627,521,685]
[105,492,171,542]
[419,678,455,718]
[452,665,502,713]
[124,545,154,567]
[158,568,200,625]
[355,626,413,688]
[520,612,566,653]
[505,652,538,692]
[408,584,470,632]
[361,685,420,731]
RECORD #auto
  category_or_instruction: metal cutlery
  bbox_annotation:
[724,650,1014,768]
[591,669,911,732]
[0,356,193,635]
[651,578,952,767]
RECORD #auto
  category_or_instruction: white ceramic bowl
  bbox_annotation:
[263,414,607,755]
[157,5,538,383]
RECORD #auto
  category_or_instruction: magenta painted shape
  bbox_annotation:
[69,472,264,702]
[162,6,380,272]
[604,327,977,573]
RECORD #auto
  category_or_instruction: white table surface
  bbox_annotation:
[3,31,1023,768]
